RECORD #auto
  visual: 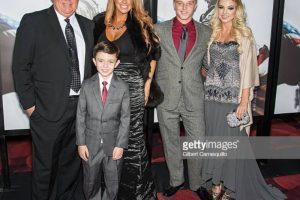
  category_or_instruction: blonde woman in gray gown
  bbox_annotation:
[201,0,287,199]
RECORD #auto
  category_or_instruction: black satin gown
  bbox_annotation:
[98,31,156,200]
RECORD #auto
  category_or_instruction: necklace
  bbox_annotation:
[108,22,126,30]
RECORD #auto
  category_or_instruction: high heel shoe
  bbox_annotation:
[221,192,235,200]
[211,183,223,200]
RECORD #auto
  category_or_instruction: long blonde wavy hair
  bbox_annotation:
[209,0,253,53]
[105,0,159,52]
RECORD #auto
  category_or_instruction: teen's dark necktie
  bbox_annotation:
[102,81,108,105]
[178,25,188,62]
[65,18,81,92]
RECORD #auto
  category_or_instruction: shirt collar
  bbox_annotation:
[98,73,113,86]
[54,9,76,25]
[173,17,194,30]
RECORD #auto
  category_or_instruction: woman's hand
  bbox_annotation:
[145,60,156,106]
[235,102,247,119]
[144,79,151,106]
[236,88,250,119]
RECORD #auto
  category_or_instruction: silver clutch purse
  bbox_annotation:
[226,111,250,128]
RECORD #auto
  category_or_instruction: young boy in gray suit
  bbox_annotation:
[76,41,130,200]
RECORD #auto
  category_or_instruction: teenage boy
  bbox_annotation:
[154,0,211,198]
[76,41,130,200]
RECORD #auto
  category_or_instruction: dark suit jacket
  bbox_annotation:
[76,73,130,156]
[12,6,94,121]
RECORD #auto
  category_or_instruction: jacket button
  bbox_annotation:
[178,81,181,83]
[181,67,183,69]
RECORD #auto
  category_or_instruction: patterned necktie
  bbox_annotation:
[102,81,108,105]
[178,25,188,62]
[65,18,81,92]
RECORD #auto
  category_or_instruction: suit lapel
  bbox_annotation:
[184,20,199,63]
[165,20,181,64]
[47,6,70,63]
[92,74,104,110]
[103,74,118,108]
[76,14,90,79]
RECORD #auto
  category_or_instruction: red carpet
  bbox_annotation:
[151,118,300,199]
[1,118,300,199]
[157,190,200,200]
[155,175,300,200]
[266,175,300,200]
[271,119,300,136]
[273,174,300,191]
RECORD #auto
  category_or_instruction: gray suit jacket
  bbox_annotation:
[155,19,211,111]
[76,73,130,156]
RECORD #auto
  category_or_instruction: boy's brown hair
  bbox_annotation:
[93,41,120,59]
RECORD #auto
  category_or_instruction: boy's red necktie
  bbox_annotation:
[102,81,108,105]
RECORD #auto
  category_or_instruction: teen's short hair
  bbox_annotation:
[93,41,120,59]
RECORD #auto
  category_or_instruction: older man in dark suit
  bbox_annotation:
[12,0,94,199]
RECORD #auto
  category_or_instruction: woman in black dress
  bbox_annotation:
[93,0,160,199]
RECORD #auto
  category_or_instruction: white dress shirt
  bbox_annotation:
[98,73,113,95]
[54,10,86,95]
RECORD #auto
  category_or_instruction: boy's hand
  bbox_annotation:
[112,147,124,160]
[201,67,207,77]
[78,145,89,161]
